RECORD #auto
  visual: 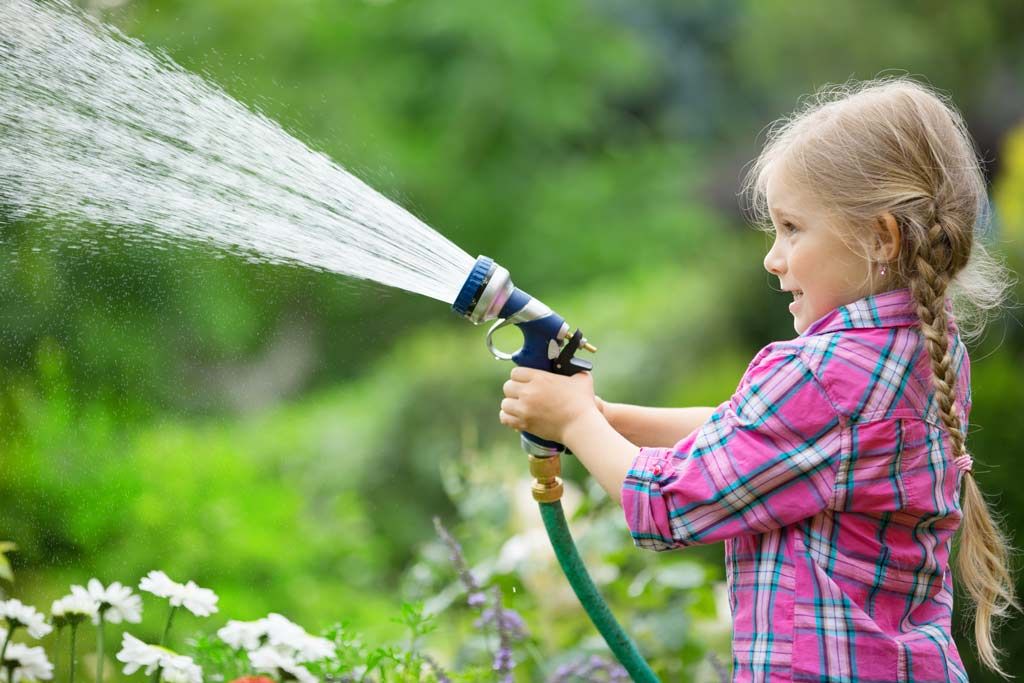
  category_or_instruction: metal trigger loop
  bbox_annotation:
[485,318,520,361]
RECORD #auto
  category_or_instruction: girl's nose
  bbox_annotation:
[763,237,786,276]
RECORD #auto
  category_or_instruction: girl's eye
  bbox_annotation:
[780,221,798,234]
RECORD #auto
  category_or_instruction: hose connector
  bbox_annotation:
[529,454,564,502]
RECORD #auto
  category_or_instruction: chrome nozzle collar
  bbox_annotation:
[467,263,514,324]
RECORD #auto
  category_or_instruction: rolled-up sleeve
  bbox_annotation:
[622,348,843,550]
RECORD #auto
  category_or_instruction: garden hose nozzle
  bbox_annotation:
[451,255,660,682]
[451,255,596,459]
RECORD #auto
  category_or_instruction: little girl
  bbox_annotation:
[499,78,1019,682]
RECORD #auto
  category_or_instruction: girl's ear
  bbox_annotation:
[875,213,901,262]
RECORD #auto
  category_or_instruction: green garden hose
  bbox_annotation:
[539,501,661,682]
[530,455,660,682]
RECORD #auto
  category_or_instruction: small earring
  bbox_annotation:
[879,262,888,278]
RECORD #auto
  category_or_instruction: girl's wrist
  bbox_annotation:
[561,408,638,505]
[597,398,617,428]
[562,406,609,452]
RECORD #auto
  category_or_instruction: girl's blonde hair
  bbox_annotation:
[741,76,1020,677]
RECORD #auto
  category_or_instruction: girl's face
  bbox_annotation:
[763,168,873,335]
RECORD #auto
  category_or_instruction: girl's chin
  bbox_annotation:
[789,298,808,334]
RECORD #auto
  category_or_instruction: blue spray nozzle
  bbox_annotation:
[452,255,595,456]
[451,255,494,318]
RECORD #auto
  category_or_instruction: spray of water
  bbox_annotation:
[0,0,476,303]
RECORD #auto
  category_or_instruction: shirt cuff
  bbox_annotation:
[621,446,678,551]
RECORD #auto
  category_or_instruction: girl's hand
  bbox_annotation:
[499,367,602,444]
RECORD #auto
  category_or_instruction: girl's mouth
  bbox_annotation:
[788,290,803,313]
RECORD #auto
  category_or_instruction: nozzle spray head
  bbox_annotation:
[451,256,513,324]
[453,256,568,358]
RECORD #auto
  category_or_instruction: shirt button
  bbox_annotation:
[652,465,662,476]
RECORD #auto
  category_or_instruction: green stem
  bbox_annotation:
[148,604,178,683]
[53,625,62,683]
[0,626,12,667]
[159,606,177,646]
[96,613,105,683]
[1,626,14,683]
[69,623,78,683]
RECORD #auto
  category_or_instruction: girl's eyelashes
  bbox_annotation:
[779,221,798,234]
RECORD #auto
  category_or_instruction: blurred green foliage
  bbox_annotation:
[2,0,1023,680]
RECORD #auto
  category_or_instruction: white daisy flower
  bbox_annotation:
[115,633,202,683]
[0,599,53,639]
[3,642,54,682]
[139,571,218,617]
[263,613,335,662]
[216,619,266,651]
[80,579,143,624]
[218,613,335,663]
[156,653,202,683]
[249,646,316,683]
[51,589,99,625]
[116,633,164,676]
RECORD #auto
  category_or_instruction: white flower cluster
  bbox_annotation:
[51,591,98,623]
[28,572,215,683]
[2,571,344,683]
[1,639,54,683]
[218,612,336,683]
[110,571,216,683]
[116,634,202,683]
[0,599,52,639]
[0,598,57,681]
[139,570,218,617]
[45,579,142,631]
[79,579,143,624]
[249,646,317,683]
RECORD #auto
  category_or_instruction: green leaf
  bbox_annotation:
[0,542,16,583]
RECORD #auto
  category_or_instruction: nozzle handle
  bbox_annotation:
[478,282,593,457]
[516,327,593,457]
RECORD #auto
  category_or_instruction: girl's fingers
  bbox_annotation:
[510,367,538,382]
[499,410,522,430]
[502,379,521,398]
[500,398,521,416]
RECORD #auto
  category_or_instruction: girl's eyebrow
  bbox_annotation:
[770,207,801,221]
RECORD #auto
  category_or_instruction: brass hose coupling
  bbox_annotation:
[529,453,564,502]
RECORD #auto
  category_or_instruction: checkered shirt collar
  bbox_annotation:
[800,288,949,337]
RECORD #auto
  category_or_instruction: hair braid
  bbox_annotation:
[908,220,1020,678]
[908,221,966,457]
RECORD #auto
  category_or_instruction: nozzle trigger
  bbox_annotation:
[552,329,593,376]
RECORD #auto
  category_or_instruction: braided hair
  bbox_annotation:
[903,202,1017,678]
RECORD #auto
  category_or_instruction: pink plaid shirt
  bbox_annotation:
[622,288,970,682]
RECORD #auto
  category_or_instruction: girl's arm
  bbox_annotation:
[597,400,716,448]
[561,410,641,507]
[500,370,705,506]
